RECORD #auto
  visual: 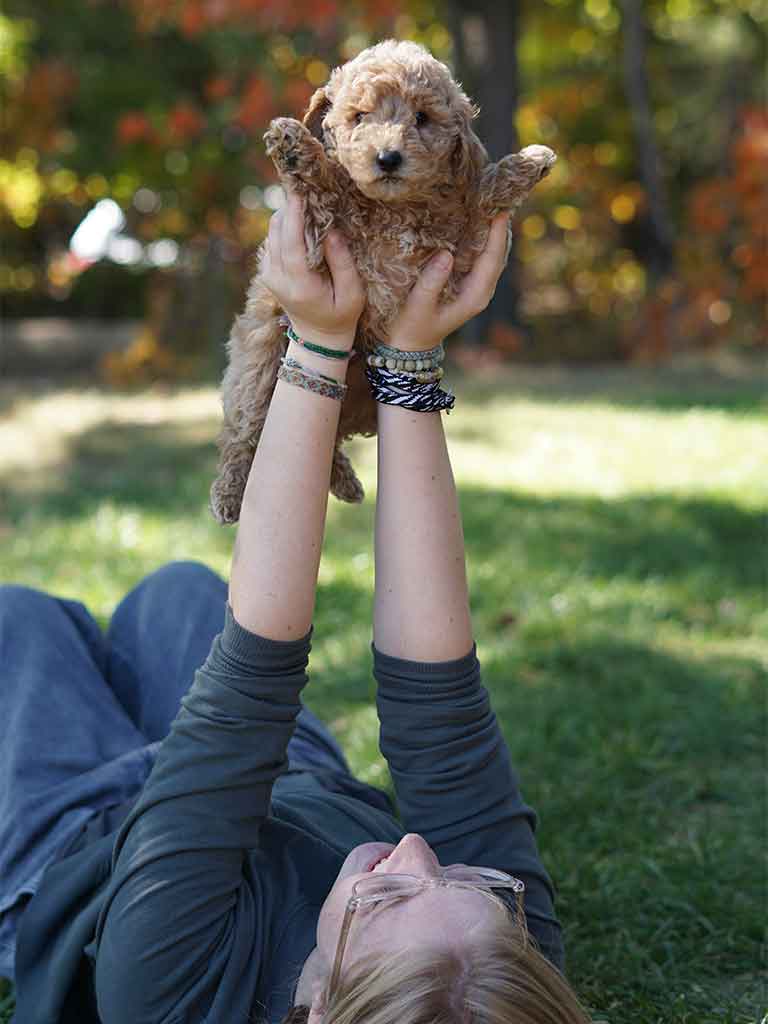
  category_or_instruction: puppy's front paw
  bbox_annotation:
[264,117,314,174]
[518,144,557,182]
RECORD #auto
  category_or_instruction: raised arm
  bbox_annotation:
[371,214,565,968]
[92,192,366,1023]
[374,213,509,661]
[229,188,364,638]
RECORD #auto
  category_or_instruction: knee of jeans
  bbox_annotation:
[147,560,224,592]
[0,583,57,623]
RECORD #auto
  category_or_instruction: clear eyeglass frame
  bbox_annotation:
[327,866,525,999]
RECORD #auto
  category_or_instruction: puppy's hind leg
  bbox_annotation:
[328,356,374,504]
[210,433,258,525]
[330,445,365,504]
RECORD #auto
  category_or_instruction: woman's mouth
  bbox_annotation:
[366,851,393,872]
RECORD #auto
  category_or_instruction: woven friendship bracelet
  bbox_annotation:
[279,316,353,361]
[281,354,343,386]
[278,363,347,401]
[364,363,455,414]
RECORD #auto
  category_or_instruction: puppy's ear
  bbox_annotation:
[452,97,487,184]
[303,87,332,141]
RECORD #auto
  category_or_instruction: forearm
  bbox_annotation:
[374,404,473,661]
[228,336,350,639]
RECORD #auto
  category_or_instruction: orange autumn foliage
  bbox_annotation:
[167,102,206,143]
[116,112,154,146]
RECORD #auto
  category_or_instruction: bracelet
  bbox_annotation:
[365,363,455,413]
[368,352,444,373]
[281,354,343,386]
[277,362,347,401]
[279,316,353,361]
[374,341,445,362]
[369,341,445,373]
[366,356,444,380]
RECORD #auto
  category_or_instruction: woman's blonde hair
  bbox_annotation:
[280,918,590,1024]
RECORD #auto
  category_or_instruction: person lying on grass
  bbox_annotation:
[3,189,589,1023]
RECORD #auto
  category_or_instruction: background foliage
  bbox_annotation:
[1,0,765,373]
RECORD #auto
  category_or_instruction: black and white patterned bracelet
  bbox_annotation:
[364,364,455,413]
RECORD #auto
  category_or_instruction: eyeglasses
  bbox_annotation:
[327,867,525,999]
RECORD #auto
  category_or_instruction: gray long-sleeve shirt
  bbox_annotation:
[14,604,563,1023]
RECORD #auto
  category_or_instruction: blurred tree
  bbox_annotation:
[445,0,530,354]
[512,0,764,361]
[619,0,675,281]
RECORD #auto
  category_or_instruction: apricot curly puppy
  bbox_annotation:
[210,38,555,524]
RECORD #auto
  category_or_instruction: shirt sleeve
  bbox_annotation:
[373,640,565,972]
[92,604,312,1024]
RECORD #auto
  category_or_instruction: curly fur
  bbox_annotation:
[210,39,556,523]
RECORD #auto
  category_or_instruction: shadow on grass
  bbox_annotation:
[1,419,220,521]
[458,487,766,592]
[474,635,764,1017]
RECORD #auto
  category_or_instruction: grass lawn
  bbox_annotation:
[0,359,766,1023]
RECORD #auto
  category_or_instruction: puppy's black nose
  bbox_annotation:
[376,150,403,172]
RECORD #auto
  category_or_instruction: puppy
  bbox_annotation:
[210,38,555,524]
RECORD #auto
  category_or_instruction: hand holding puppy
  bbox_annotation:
[260,188,365,352]
[386,212,511,353]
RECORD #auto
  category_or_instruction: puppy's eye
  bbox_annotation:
[415,111,429,127]
[353,112,366,125]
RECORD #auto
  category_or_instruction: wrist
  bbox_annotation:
[386,335,445,354]
[286,338,350,382]
[287,318,356,354]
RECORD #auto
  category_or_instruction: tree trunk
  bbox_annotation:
[619,0,676,282]
[446,0,527,350]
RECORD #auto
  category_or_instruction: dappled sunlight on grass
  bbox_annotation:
[348,399,768,506]
[446,400,766,502]
[0,386,221,481]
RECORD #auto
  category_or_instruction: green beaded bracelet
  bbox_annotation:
[285,323,353,360]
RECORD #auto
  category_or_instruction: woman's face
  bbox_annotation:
[314,832,502,984]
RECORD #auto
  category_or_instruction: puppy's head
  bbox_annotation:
[303,39,487,203]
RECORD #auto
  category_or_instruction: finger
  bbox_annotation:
[257,239,271,279]
[260,208,286,291]
[406,249,454,308]
[452,213,509,315]
[268,205,286,277]
[323,229,362,303]
[458,213,509,295]
[282,190,310,275]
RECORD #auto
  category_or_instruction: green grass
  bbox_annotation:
[1,361,766,1023]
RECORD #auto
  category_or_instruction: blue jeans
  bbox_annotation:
[0,560,350,981]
